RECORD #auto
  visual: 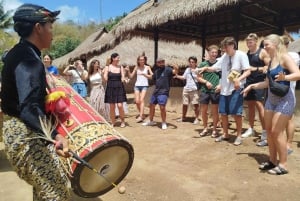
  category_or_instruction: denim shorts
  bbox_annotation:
[134,86,148,92]
[150,94,168,106]
[219,89,243,115]
[72,83,87,97]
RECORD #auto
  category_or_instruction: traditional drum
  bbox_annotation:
[46,75,134,198]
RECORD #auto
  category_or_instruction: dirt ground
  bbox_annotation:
[1,90,300,201]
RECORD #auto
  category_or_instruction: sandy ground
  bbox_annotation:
[1,90,300,201]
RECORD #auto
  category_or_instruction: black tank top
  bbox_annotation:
[246,48,266,84]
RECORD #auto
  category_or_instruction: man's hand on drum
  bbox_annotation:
[55,134,70,158]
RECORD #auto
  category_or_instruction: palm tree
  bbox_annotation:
[0,1,13,29]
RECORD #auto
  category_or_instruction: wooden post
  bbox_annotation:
[201,18,207,61]
[233,5,241,49]
[154,26,159,63]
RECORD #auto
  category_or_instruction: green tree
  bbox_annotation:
[105,12,127,31]
[48,37,80,59]
[0,0,13,29]
[0,31,18,71]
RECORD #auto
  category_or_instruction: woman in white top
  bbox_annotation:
[88,59,110,121]
[126,55,153,122]
[63,59,88,97]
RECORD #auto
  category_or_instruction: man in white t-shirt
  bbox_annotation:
[200,37,251,145]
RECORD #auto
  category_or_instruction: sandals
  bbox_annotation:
[199,128,209,137]
[215,135,229,142]
[268,165,288,175]
[211,131,219,138]
[259,161,276,170]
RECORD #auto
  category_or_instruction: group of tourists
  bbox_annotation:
[59,34,300,177]
[1,2,300,200]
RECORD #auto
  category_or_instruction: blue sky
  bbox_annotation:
[3,0,147,24]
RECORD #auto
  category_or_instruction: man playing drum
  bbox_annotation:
[1,4,70,200]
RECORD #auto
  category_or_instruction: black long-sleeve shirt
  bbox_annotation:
[1,39,57,138]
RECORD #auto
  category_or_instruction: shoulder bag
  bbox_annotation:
[190,69,201,90]
[267,61,289,97]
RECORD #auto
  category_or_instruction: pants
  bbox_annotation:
[3,115,70,201]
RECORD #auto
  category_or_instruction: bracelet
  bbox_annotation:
[257,67,259,71]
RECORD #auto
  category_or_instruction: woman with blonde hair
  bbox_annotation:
[125,55,153,122]
[88,59,110,121]
[243,34,300,175]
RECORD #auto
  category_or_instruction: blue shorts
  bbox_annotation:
[150,94,168,106]
[72,83,87,97]
[219,89,243,115]
[134,86,148,92]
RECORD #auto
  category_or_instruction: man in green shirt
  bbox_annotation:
[197,45,221,138]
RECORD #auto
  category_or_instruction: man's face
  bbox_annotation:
[209,49,218,60]
[246,39,257,50]
[223,44,235,56]
[189,59,197,67]
[156,60,165,67]
[37,22,53,49]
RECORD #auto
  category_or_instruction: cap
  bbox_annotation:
[13,3,60,23]
[156,57,165,62]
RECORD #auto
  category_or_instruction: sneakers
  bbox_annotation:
[176,117,185,122]
[193,118,199,125]
[233,136,242,146]
[161,122,167,130]
[241,128,254,138]
[142,121,157,126]
[261,130,267,141]
[256,140,268,147]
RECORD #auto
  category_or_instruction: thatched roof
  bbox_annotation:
[114,0,300,39]
[88,36,202,67]
[54,0,300,68]
[113,0,239,37]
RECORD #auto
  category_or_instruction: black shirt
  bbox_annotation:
[246,48,266,84]
[1,39,57,138]
[152,66,173,96]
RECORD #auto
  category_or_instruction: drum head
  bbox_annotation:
[71,139,134,198]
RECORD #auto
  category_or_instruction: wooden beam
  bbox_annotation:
[240,13,277,29]
[245,0,279,15]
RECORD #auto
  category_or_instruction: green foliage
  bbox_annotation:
[105,12,127,31]
[47,37,81,59]
[0,9,127,61]
[0,31,18,71]
[0,0,13,29]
